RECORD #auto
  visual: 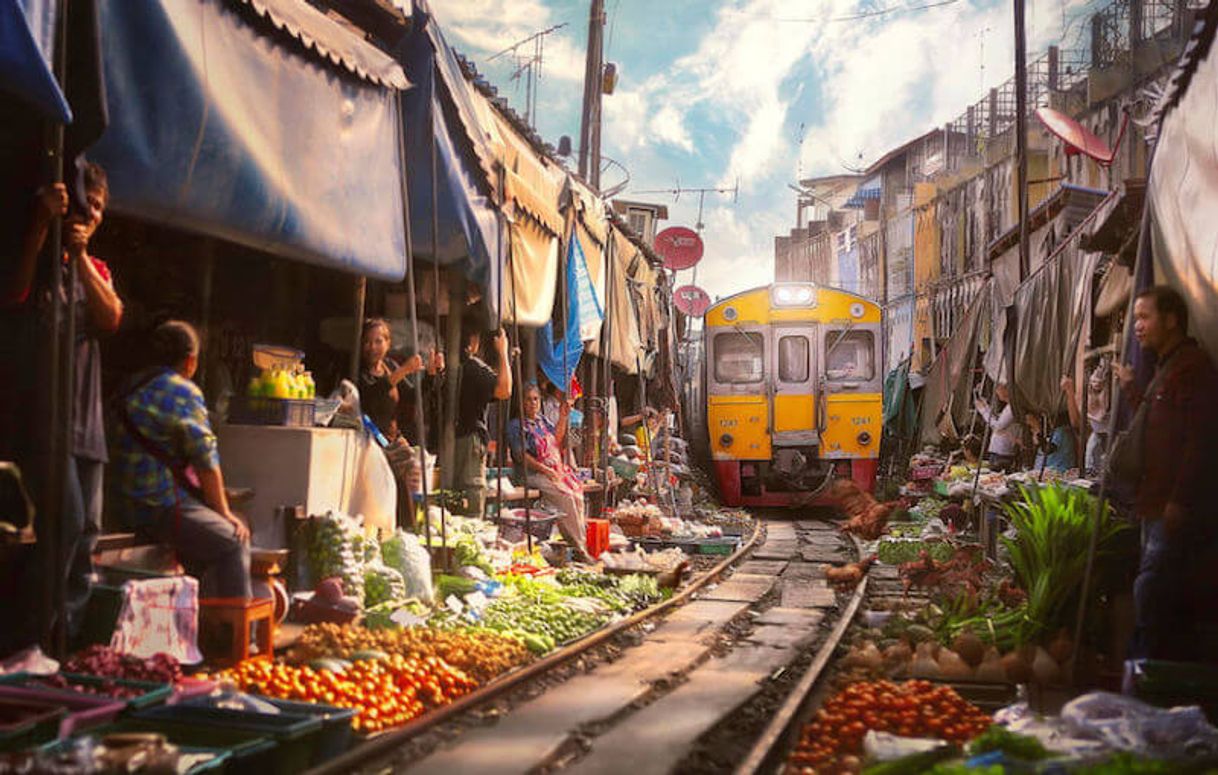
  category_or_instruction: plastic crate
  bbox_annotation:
[497,512,557,543]
[0,673,173,712]
[695,537,741,556]
[39,737,231,774]
[0,697,67,752]
[229,397,315,427]
[0,686,124,739]
[68,719,274,770]
[134,702,323,775]
[256,698,356,764]
[72,583,127,649]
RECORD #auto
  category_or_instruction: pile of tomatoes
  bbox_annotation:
[214,654,478,734]
[786,680,991,775]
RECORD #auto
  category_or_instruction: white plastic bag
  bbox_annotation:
[380,530,433,604]
[1062,691,1218,760]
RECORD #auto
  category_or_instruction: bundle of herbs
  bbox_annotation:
[946,484,1128,649]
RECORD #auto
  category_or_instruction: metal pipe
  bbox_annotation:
[42,0,71,658]
[393,91,425,545]
[428,63,447,569]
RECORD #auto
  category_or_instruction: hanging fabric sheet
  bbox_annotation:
[1010,242,1102,415]
[1148,7,1218,364]
[89,0,410,280]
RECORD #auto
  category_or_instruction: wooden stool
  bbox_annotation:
[198,597,274,667]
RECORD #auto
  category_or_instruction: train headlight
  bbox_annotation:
[857,431,872,446]
[771,284,816,307]
[719,433,734,447]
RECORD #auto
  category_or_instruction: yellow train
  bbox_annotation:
[703,283,883,506]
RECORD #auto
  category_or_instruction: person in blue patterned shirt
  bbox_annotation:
[112,321,251,598]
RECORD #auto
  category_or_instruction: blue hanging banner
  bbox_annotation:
[537,236,594,392]
[571,233,604,341]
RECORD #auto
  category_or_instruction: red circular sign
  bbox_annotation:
[673,285,711,317]
[654,226,704,271]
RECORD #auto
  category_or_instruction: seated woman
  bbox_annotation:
[508,383,591,562]
[1027,410,1078,473]
[112,321,251,599]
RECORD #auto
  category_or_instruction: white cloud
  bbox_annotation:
[649,104,695,153]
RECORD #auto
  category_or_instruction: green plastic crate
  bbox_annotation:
[39,738,231,773]
[134,702,323,775]
[74,719,275,771]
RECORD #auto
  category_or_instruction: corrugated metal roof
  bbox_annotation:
[235,0,410,89]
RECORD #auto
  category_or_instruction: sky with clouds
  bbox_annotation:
[433,0,1099,302]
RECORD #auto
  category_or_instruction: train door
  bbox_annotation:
[771,326,818,445]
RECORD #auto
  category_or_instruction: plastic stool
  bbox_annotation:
[198,597,274,666]
[586,518,610,559]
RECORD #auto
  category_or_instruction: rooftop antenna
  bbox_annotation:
[631,179,739,286]
[489,23,568,128]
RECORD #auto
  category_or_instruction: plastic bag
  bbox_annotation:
[380,530,433,604]
[863,730,947,762]
[1062,691,1218,760]
[363,561,407,608]
[193,684,281,715]
[0,645,58,676]
[307,511,366,605]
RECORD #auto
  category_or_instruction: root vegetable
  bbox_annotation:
[1031,646,1061,685]
[975,647,1007,683]
[1001,648,1033,684]
[952,630,985,667]
[911,642,941,678]
[937,648,974,680]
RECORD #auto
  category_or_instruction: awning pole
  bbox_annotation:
[41,0,71,658]
[506,235,533,555]
[393,91,425,546]
[494,165,506,525]
[428,63,447,570]
[1067,187,1154,684]
[599,234,615,496]
[349,278,366,383]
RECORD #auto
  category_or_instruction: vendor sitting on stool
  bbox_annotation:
[112,321,251,599]
[509,383,591,562]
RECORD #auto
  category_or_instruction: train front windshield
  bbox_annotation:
[714,332,765,384]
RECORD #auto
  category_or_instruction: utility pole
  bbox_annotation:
[1014,0,1031,281]
[578,0,606,188]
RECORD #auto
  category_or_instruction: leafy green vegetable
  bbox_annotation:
[967,725,1051,761]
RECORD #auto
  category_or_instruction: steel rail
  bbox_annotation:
[734,537,870,775]
[306,518,762,775]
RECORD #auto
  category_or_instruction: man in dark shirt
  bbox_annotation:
[5,164,124,641]
[453,324,512,517]
[1117,285,1218,660]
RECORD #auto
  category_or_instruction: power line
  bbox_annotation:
[725,0,960,24]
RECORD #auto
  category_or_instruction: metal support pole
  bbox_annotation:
[1015,0,1031,281]
[41,0,71,658]
[349,277,367,383]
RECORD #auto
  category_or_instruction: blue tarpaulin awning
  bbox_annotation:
[87,0,411,281]
[1,0,71,122]
[397,7,500,300]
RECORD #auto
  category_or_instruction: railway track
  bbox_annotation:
[305,511,875,775]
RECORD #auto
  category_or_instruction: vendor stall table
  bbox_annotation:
[218,425,395,549]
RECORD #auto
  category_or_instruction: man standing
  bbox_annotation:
[1117,285,1218,660]
[5,163,123,639]
[452,323,512,516]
